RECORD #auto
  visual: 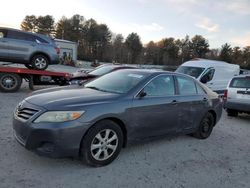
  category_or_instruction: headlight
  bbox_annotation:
[34,111,85,123]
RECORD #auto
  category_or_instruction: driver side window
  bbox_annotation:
[0,30,7,38]
[200,68,215,83]
[143,75,175,96]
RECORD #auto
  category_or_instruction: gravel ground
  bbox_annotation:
[0,83,250,188]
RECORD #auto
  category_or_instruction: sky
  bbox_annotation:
[0,0,250,48]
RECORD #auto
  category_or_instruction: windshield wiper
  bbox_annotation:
[85,86,110,93]
[85,86,101,91]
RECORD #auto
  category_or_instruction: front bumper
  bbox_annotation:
[13,110,90,158]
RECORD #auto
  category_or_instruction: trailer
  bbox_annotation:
[0,65,71,92]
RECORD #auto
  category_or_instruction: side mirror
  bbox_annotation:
[138,91,147,98]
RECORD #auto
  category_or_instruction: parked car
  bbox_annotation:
[69,64,136,84]
[224,75,250,116]
[176,58,240,95]
[13,69,222,166]
[0,27,60,70]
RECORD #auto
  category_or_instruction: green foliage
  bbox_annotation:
[125,33,142,64]
[190,35,209,58]
[20,15,37,32]
[219,43,232,63]
[20,15,55,36]
[112,34,125,63]
[36,15,55,35]
[20,14,250,69]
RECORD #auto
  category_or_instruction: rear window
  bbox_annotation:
[229,77,250,88]
[35,36,49,44]
[89,66,114,76]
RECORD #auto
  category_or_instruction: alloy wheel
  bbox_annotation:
[90,129,118,161]
[34,57,47,69]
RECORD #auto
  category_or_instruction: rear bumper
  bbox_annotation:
[224,101,250,113]
[50,55,60,64]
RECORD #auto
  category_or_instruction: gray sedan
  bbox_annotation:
[13,69,222,166]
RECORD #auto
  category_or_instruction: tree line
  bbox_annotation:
[20,14,250,69]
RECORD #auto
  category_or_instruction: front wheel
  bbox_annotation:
[192,112,215,139]
[80,120,123,167]
[31,55,49,70]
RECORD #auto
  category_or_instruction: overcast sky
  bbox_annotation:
[0,0,250,48]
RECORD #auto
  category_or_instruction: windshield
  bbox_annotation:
[85,70,146,94]
[176,66,205,78]
[89,65,114,76]
[230,77,250,88]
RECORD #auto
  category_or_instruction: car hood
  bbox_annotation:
[25,87,119,110]
[31,85,79,95]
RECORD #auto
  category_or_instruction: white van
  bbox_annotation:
[176,59,240,94]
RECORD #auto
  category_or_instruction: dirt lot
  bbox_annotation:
[0,83,250,188]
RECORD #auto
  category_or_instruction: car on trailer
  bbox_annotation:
[0,27,60,70]
[0,65,70,92]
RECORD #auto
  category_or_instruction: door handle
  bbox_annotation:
[203,98,208,102]
[171,100,178,105]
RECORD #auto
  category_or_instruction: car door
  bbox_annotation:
[0,29,9,59]
[175,75,208,131]
[130,74,180,139]
[200,67,215,90]
[6,30,36,61]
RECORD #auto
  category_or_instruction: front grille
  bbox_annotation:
[16,108,39,121]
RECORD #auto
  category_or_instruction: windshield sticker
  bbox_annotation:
[128,74,143,78]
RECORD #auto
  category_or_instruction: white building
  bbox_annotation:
[54,39,78,62]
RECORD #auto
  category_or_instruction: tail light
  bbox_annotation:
[223,89,228,100]
[55,47,60,54]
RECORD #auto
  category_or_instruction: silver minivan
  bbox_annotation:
[0,27,60,70]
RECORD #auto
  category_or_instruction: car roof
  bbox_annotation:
[0,27,52,42]
[231,74,250,79]
[115,68,185,77]
[182,58,239,69]
[97,64,136,68]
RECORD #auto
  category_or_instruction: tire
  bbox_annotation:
[80,120,123,167]
[0,73,22,92]
[31,54,49,70]
[227,109,238,117]
[192,112,215,139]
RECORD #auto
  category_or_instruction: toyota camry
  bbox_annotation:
[13,69,222,166]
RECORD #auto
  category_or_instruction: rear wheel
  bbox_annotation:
[0,73,22,92]
[80,120,123,167]
[31,54,49,70]
[192,112,215,139]
[227,109,238,117]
